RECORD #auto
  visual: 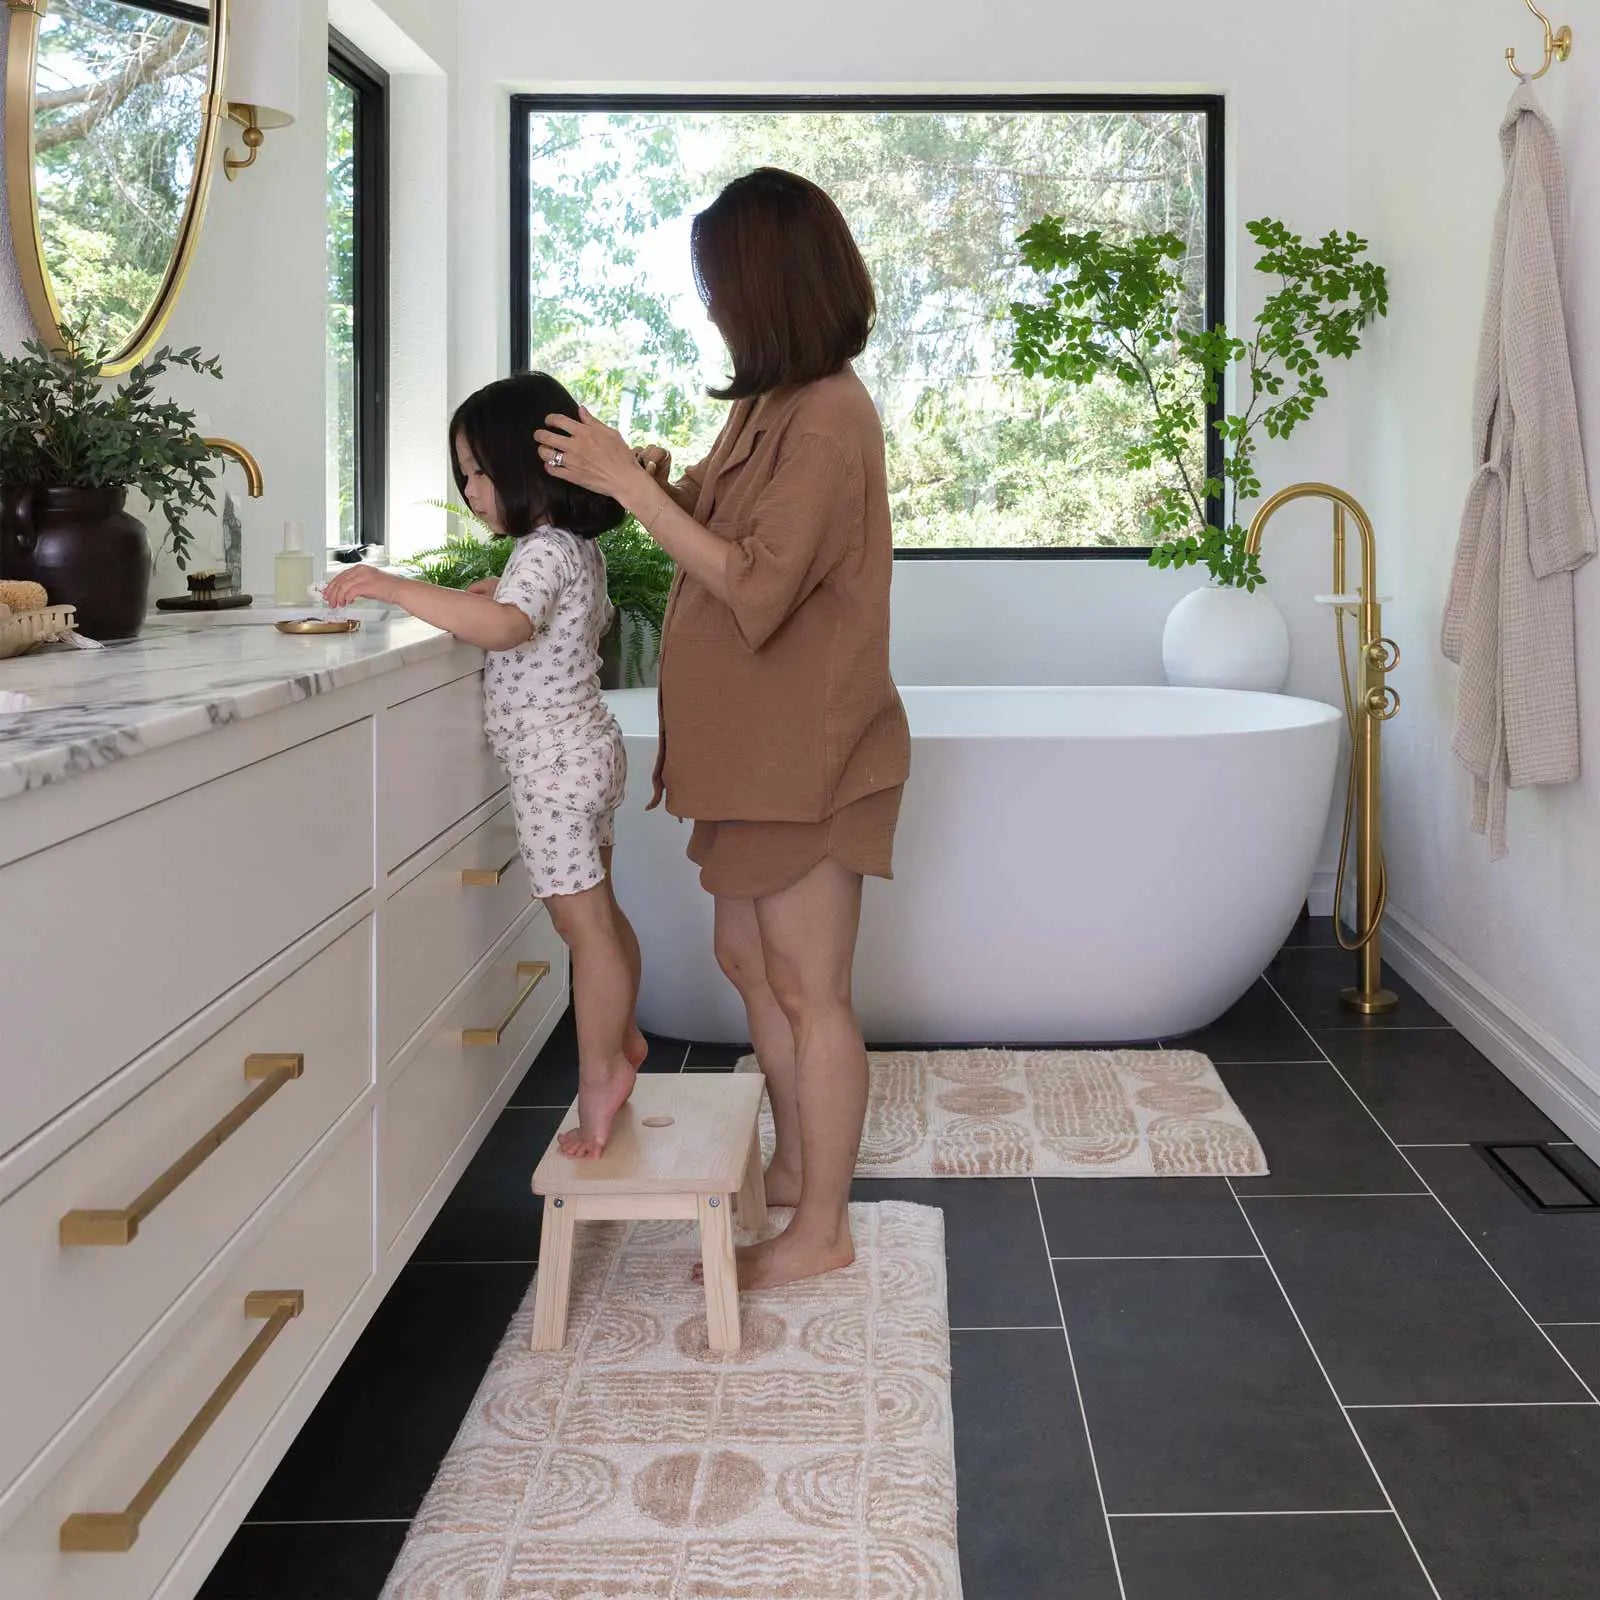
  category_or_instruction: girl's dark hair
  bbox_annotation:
[449,372,625,540]
[691,168,875,401]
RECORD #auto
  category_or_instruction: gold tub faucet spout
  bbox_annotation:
[203,438,265,497]
[1245,482,1401,1016]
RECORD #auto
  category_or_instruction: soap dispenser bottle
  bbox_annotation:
[273,521,314,604]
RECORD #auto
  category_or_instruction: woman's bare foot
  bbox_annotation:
[732,1226,854,1290]
[696,1221,853,1291]
[557,1055,638,1158]
[761,1155,803,1209]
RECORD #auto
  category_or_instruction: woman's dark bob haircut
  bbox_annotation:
[691,167,875,401]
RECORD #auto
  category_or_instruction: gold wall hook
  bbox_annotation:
[223,104,266,181]
[1507,0,1573,80]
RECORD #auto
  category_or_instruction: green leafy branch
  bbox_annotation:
[0,319,224,569]
[1010,217,1388,588]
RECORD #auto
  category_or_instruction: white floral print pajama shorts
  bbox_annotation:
[505,728,627,900]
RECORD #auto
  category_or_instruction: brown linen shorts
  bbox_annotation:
[686,785,904,900]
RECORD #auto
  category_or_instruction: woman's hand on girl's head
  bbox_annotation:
[534,406,646,502]
[322,564,399,609]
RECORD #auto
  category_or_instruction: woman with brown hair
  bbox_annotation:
[537,167,909,1290]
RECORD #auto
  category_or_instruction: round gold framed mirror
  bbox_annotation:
[4,0,230,375]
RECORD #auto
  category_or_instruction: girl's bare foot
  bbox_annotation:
[557,1055,638,1158]
[761,1155,803,1209]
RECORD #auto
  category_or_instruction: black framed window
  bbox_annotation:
[510,94,1223,558]
[327,33,389,551]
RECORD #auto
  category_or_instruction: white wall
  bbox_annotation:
[1348,4,1600,1118]
[0,0,454,598]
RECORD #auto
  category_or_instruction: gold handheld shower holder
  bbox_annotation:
[1245,483,1400,1016]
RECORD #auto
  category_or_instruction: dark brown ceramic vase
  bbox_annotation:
[0,486,150,640]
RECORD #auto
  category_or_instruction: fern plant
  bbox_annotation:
[411,501,674,686]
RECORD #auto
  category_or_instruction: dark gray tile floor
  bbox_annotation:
[200,917,1600,1599]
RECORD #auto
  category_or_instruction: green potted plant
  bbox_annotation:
[0,325,223,640]
[1010,217,1388,689]
[411,502,675,688]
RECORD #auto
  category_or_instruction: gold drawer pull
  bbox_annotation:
[461,845,520,887]
[463,961,549,1047]
[60,1289,304,1554]
[60,1055,303,1248]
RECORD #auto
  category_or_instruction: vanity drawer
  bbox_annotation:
[381,804,530,1063]
[378,673,504,873]
[382,909,565,1247]
[0,922,371,1494]
[0,1115,372,1600]
[0,722,372,1157]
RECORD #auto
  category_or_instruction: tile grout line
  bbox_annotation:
[1222,1174,1444,1600]
[412,1259,540,1267]
[1311,1026,1459,1033]
[950,1325,1066,1332]
[1106,1509,1398,1520]
[241,1518,414,1527]
[1206,1060,1328,1068]
[1344,1402,1599,1410]
[1050,1254,1263,1262]
[1262,975,1600,1409]
[1030,1176,1129,1600]
[1543,1321,1600,1328]
[1237,1193,1430,1201]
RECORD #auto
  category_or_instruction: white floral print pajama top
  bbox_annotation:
[484,526,626,900]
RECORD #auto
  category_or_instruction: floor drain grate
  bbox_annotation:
[1476,1142,1600,1213]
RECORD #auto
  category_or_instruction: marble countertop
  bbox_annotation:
[0,614,460,800]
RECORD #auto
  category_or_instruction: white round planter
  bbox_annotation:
[1162,582,1291,692]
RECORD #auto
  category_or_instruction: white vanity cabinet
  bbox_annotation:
[0,623,567,1599]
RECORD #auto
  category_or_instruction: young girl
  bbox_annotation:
[323,372,645,1158]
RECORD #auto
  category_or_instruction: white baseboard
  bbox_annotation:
[1308,872,1338,917]
[1382,906,1600,1165]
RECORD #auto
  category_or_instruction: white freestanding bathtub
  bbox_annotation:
[606,685,1341,1045]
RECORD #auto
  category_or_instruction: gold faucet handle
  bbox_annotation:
[1365,685,1401,721]
[1364,637,1401,673]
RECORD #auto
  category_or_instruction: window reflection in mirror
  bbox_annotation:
[31,0,210,355]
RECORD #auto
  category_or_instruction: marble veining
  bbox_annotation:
[0,615,459,800]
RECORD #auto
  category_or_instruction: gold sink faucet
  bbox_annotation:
[1245,482,1401,1016]
[203,437,265,497]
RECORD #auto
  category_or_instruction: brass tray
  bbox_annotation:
[274,617,361,636]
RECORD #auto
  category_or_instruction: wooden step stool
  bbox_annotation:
[529,1072,768,1354]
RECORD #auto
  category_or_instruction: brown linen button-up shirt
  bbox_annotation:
[649,365,910,823]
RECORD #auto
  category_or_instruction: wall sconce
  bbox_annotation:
[223,0,301,181]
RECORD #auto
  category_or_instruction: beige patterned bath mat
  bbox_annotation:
[739,1048,1268,1178]
[381,1202,961,1600]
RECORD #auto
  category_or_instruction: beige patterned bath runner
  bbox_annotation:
[740,1048,1268,1178]
[382,1202,961,1600]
